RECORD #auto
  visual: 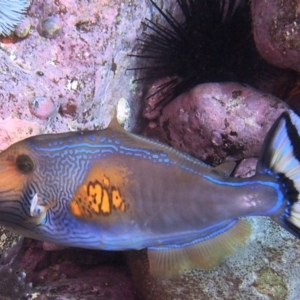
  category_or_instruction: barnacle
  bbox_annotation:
[0,0,31,36]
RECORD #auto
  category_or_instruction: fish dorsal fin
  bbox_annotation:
[212,161,237,177]
[108,108,124,130]
[147,219,251,278]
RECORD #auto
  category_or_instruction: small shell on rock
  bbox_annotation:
[37,16,62,39]
[117,97,131,127]
[211,130,223,147]
[29,96,58,120]
[14,17,31,38]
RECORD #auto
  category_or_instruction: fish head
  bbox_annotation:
[0,138,44,234]
[0,133,88,244]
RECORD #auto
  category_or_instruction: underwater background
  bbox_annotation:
[0,0,300,299]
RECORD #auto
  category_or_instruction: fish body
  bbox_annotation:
[0,110,300,277]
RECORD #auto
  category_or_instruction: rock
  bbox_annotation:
[233,158,257,178]
[15,17,31,38]
[0,239,140,299]
[37,16,62,39]
[29,96,58,120]
[158,82,289,166]
[0,117,44,150]
[252,0,300,71]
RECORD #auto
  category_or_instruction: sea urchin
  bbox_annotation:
[130,0,291,109]
[0,0,30,36]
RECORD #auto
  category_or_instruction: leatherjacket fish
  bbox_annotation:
[0,110,300,278]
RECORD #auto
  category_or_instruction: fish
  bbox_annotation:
[0,109,300,278]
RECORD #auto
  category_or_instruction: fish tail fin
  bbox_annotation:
[257,109,300,238]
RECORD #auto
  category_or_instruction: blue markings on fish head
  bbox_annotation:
[0,127,175,247]
[0,131,115,246]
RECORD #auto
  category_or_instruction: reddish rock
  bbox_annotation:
[157,82,289,166]
[233,158,257,178]
[0,239,140,299]
[252,0,300,71]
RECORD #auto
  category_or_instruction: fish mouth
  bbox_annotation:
[0,191,34,235]
[0,209,29,230]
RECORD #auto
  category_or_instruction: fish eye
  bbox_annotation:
[16,154,35,174]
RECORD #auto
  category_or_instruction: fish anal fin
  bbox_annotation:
[108,107,123,130]
[147,219,251,278]
[148,247,193,279]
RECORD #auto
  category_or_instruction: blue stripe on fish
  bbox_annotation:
[148,219,238,250]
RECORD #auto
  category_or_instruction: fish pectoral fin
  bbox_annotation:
[212,161,237,177]
[29,193,48,224]
[147,219,251,279]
